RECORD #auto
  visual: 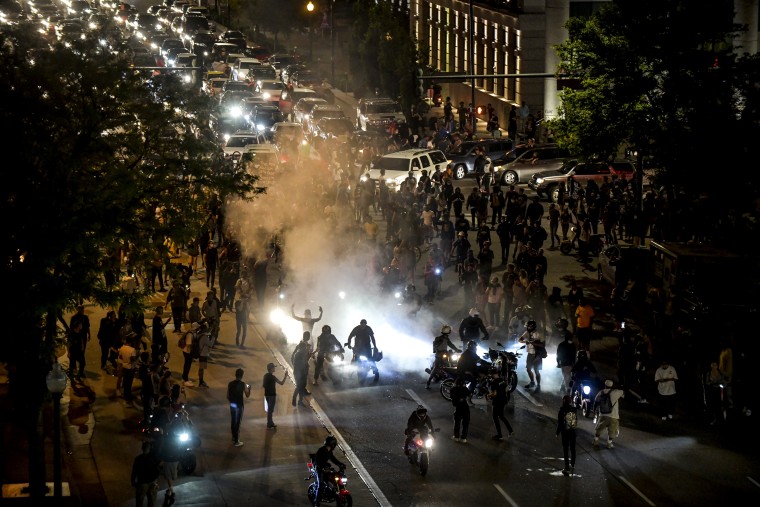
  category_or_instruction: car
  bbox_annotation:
[241,144,281,172]
[247,64,276,83]
[203,77,228,96]
[231,57,262,81]
[493,144,570,186]
[68,0,92,15]
[446,139,514,180]
[356,97,405,132]
[222,130,265,156]
[365,149,449,189]
[280,86,317,116]
[306,105,345,135]
[179,14,209,41]
[281,63,308,85]
[528,160,635,202]
[211,42,239,61]
[173,52,195,68]
[220,29,246,49]
[250,105,285,133]
[192,31,216,49]
[221,80,250,94]
[268,53,298,77]
[186,6,209,18]
[255,79,285,104]
[271,121,306,147]
[597,244,650,301]
[164,46,187,66]
[219,90,255,117]
[244,44,271,61]
[160,38,185,59]
[313,117,354,143]
[293,97,327,125]
[290,69,320,88]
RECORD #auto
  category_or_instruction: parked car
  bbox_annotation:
[365,149,449,189]
[597,244,650,301]
[528,160,635,202]
[492,144,570,186]
[446,139,513,180]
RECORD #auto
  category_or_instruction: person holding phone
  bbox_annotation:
[227,368,252,447]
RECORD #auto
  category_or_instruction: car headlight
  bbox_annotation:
[223,133,231,141]
[88,22,97,30]
[182,74,191,83]
[262,92,271,99]
[535,177,544,184]
[256,123,265,131]
[155,24,161,31]
[230,106,242,117]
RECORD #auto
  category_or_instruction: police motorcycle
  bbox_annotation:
[306,455,352,506]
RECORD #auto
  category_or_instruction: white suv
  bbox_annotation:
[365,149,448,189]
[356,97,405,131]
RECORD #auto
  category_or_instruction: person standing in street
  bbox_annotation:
[234,295,249,349]
[556,395,578,475]
[97,310,119,373]
[263,362,287,429]
[450,377,471,443]
[655,359,678,420]
[151,306,171,365]
[489,373,514,441]
[202,290,221,343]
[227,368,251,447]
[67,320,88,381]
[131,441,161,507]
[180,323,199,387]
[196,323,214,388]
[291,333,312,407]
[575,297,595,352]
[205,240,219,288]
[592,379,624,449]
[118,336,138,401]
[291,304,323,337]
[165,281,187,334]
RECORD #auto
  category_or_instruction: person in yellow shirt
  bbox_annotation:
[363,215,379,243]
[575,298,595,352]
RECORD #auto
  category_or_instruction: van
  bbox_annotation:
[365,149,448,188]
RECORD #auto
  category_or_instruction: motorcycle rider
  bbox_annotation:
[570,350,598,400]
[555,318,577,394]
[404,405,435,462]
[313,325,344,385]
[458,308,489,348]
[457,340,488,399]
[426,325,462,389]
[345,319,379,381]
[402,284,423,316]
[313,435,346,507]
[519,320,545,389]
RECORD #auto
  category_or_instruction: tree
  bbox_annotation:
[0,21,261,495]
[549,0,759,221]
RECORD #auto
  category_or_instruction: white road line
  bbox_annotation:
[748,476,760,489]
[515,385,543,407]
[256,325,392,507]
[618,475,656,506]
[493,484,519,507]
[405,388,425,406]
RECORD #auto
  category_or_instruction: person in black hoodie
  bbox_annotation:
[556,395,578,475]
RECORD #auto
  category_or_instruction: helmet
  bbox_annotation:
[440,324,452,334]
[468,308,480,317]
[360,319,367,325]
[458,231,465,238]
[577,350,588,360]
[415,404,428,417]
[526,320,537,332]
[322,325,331,333]
[467,340,477,350]
[406,284,416,293]
[555,318,569,330]
[324,435,337,448]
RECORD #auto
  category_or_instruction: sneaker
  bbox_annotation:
[524,382,535,388]
[592,437,599,447]
[234,441,244,447]
[267,424,277,429]
[562,469,570,476]
[199,382,209,388]
[184,381,195,387]
[425,384,431,390]
[451,436,460,442]
[607,441,614,449]
[460,438,467,444]
[292,400,297,407]
[492,435,504,441]
[661,416,667,421]
[304,390,312,396]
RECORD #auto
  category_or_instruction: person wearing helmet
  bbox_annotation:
[313,325,344,385]
[519,320,545,389]
[570,350,598,399]
[291,304,324,337]
[314,435,345,506]
[556,320,577,394]
[458,308,489,348]
[345,319,379,380]
[426,325,462,389]
[404,405,435,460]
[456,340,486,398]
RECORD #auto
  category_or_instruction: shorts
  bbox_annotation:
[163,461,178,481]
[526,353,542,371]
[199,357,208,370]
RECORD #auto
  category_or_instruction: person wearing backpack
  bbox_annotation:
[592,379,624,449]
[179,322,200,387]
[556,395,578,475]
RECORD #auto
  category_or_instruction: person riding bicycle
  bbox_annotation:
[345,319,379,378]
[313,435,346,507]
[404,405,435,461]
[458,308,489,347]
[426,325,462,389]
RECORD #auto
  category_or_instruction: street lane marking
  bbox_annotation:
[405,388,425,406]
[256,325,392,507]
[618,475,656,506]
[493,484,519,507]
[515,385,543,407]
[748,476,760,489]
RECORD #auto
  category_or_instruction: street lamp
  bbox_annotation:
[306,1,315,61]
[46,362,67,500]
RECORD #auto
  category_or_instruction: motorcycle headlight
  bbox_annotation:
[341,477,348,485]
[425,438,434,448]
[178,432,190,443]
[359,355,367,361]
[435,268,441,275]
[450,353,460,362]
[338,291,346,299]
[582,385,591,395]
[394,291,401,299]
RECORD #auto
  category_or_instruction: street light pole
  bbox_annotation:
[469,0,475,133]
[46,363,68,502]
[307,2,315,61]
[330,0,334,84]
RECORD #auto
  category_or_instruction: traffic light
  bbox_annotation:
[416,67,425,98]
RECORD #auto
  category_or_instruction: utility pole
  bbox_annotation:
[469,0,475,133]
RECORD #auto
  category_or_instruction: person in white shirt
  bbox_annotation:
[655,359,678,420]
[592,379,625,449]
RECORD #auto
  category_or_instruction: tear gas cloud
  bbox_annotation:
[224,158,443,373]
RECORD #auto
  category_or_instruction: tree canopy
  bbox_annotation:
[549,0,760,204]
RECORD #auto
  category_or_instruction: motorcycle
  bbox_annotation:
[321,349,347,385]
[142,402,201,474]
[487,343,523,393]
[306,455,352,506]
[440,357,495,402]
[424,349,460,385]
[559,225,605,257]
[404,427,440,477]
[344,343,381,385]
[571,376,600,419]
